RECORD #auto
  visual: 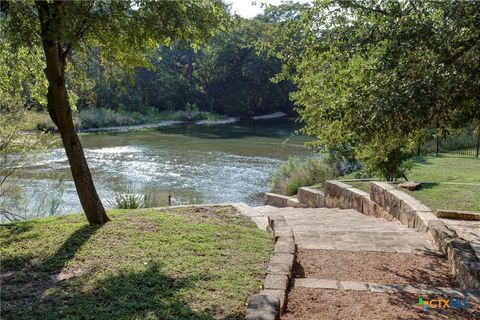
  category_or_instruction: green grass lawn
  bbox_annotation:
[397,156,480,212]
[343,156,480,212]
[0,207,272,320]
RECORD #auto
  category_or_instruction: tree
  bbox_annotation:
[195,17,294,117]
[262,0,480,180]
[1,0,229,224]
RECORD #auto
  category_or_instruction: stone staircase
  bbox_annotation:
[249,204,479,319]
[255,206,433,253]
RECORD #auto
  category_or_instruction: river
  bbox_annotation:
[12,118,314,218]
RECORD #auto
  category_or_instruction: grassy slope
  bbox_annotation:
[346,156,480,211]
[0,207,272,320]
[399,156,480,212]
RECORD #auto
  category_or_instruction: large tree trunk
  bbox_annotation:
[37,1,109,224]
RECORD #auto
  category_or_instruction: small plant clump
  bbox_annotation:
[270,157,337,196]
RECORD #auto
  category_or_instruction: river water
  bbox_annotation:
[14,119,314,218]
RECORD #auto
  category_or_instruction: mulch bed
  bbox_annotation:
[294,249,458,287]
[282,288,479,320]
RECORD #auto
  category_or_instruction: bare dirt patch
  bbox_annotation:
[294,249,458,287]
[282,287,480,320]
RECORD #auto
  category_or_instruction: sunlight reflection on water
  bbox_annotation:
[16,120,314,216]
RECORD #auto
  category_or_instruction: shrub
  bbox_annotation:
[270,157,336,196]
[105,185,204,209]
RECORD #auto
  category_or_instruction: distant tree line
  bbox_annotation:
[90,18,295,117]
[1,9,296,119]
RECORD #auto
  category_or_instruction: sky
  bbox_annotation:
[228,0,311,19]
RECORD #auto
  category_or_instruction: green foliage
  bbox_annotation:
[2,2,294,120]
[83,16,295,118]
[271,157,336,196]
[0,207,273,319]
[1,0,231,112]
[263,0,480,180]
[107,192,145,210]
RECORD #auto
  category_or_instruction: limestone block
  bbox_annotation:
[344,188,368,212]
[264,193,289,207]
[270,252,295,268]
[414,211,439,232]
[446,239,480,289]
[399,181,422,191]
[267,263,291,277]
[370,181,395,208]
[384,189,405,219]
[263,274,289,291]
[259,289,286,313]
[245,294,278,320]
[274,236,295,254]
[436,209,480,221]
[362,195,376,216]
[267,214,285,229]
[324,181,351,209]
[286,197,303,208]
[297,187,325,208]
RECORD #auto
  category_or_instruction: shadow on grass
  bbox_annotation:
[1,221,41,269]
[1,224,99,272]
[419,182,440,190]
[3,263,242,320]
[1,224,244,320]
[0,220,36,247]
[38,224,100,273]
[412,156,434,165]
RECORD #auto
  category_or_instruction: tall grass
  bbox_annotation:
[270,157,337,196]
[105,185,204,209]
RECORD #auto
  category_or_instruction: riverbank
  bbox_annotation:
[80,113,290,133]
[80,117,240,133]
[0,206,272,319]
[16,109,289,133]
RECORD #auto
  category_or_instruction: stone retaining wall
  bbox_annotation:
[242,211,296,320]
[322,181,480,290]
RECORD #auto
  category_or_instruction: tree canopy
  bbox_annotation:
[1,0,230,224]
[263,0,480,179]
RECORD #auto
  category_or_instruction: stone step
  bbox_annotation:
[253,205,279,213]
[295,241,433,253]
[291,278,480,300]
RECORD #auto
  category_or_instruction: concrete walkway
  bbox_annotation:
[253,205,480,319]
